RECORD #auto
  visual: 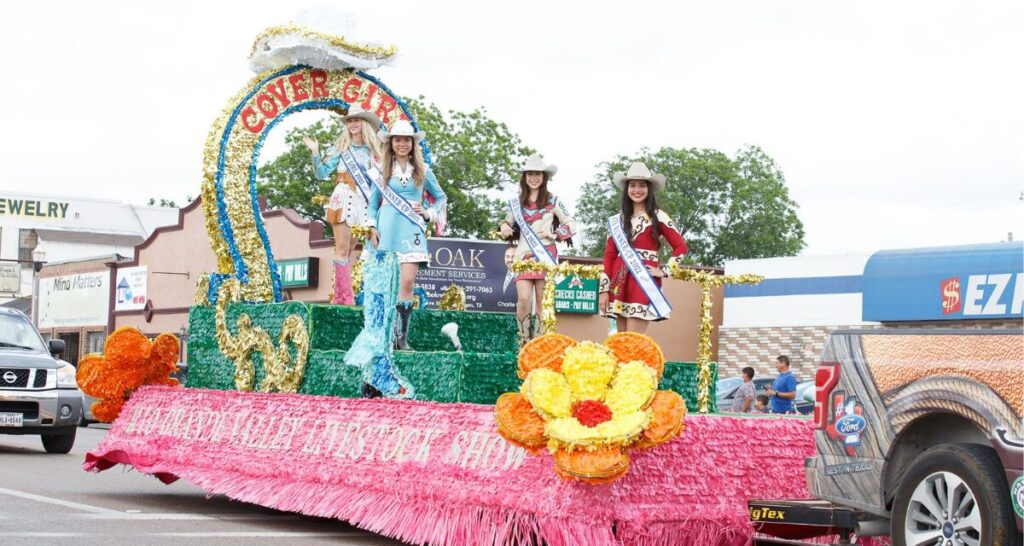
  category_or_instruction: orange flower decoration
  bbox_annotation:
[495,332,686,484]
[76,327,181,422]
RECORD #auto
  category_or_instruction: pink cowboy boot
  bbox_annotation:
[332,259,355,305]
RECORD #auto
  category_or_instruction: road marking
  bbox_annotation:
[3,532,366,538]
[0,487,122,514]
[150,532,365,537]
[74,513,305,521]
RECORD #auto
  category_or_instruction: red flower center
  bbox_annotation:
[572,400,613,427]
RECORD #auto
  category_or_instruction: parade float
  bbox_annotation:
[81,20,821,546]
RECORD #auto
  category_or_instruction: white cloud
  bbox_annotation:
[1,0,1021,257]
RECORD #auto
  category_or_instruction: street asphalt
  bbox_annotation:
[0,425,407,546]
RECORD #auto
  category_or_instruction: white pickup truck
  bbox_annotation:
[751,328,1023,546]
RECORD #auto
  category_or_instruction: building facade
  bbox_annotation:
[0,191,178,305]
[719,242,1024,382]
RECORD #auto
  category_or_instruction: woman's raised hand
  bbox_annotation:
[499,222,513,239]
[302,136,318,155]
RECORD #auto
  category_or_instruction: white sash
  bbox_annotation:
[375,164,426,233]
[509,198,556,267]
[339,149,374,202]
[608,214,672,318]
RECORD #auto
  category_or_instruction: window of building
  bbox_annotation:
[87,331,105,355]
[58,332,81,366]
[18,229,38,263]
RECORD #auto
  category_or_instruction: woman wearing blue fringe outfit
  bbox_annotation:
[345,119,446,398]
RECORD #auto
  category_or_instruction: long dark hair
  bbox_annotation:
[620,180,661,249]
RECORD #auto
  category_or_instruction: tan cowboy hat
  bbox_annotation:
[612,162,667,192]
[341,104,383,130]
[520,153,558,178]
[379,119,426,144]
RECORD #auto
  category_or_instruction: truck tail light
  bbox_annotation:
[814,363,840,429]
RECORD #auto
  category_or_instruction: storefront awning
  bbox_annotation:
[862,242,1023,322]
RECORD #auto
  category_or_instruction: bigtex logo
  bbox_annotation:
[941,274,1023,316]
[749,507,786,521]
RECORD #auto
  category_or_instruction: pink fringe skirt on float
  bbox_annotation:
[85,386,826,546]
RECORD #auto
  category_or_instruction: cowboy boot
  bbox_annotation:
[394,299,414,351]
[332,259,355,305]
[517,315,532,348]
[530,314,540,340]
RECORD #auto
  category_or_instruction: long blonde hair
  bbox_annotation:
[333,119,383,160]
[382,138,427,185]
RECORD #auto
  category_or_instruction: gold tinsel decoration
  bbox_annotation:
[438,284,466,311]
[509,260,603,334]
[201,65,408,304]
[194,275,210,306]
[251,24,398,60]
[214,278,310,392]
[312,195,329,206]
[667,261,764,414]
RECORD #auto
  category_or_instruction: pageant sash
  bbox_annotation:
[339,149,375,202]
[608,214,672,318]
[375,168,426,233]
[508,198,556,267]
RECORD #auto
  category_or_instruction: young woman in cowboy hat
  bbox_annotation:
[498,153,576,345]
[367,119,448,350]
[303,104,384,305]
[598,162,688,334]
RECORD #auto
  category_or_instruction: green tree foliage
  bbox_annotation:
[575,146,804,266]
[147,198,178,208]
[256,118,341,231]
[255,97,533,239]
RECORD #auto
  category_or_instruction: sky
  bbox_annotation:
[2,0,1021,258]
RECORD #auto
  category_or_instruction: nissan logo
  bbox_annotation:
[2,371,16,384]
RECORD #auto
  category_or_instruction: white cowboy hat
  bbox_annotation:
[612,162,667,192]
[380,119,426,144]
[520,153,558,178]
[341,104,383,130]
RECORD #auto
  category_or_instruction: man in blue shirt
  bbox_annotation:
[764,355,797,414]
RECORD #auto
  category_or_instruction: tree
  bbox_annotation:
[255,97,533,239]
[575,146,804,266]
[147,198,178,208]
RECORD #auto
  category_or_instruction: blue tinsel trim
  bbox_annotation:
[356,70,432,166]
[211,65,304,304]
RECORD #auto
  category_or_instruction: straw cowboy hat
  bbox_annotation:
[341,104,383,130]
[520,153,558,178]
[612,162,666,192]
[380,119,426,143]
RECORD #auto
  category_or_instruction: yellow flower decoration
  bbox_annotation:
[495,332,686,484]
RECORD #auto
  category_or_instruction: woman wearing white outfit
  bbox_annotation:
[303,104,384,305]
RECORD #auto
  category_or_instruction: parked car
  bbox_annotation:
[0,307,82,453]
[717,375,813,415]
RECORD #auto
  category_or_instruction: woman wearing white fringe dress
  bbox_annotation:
[304,104,384,305]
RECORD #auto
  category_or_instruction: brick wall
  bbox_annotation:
[718,318,1022,382]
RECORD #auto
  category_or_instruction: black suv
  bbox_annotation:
[0,307,82,453]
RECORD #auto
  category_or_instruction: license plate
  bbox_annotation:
[0,412,23,427]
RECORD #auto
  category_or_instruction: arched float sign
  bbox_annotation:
[200,65,429,304]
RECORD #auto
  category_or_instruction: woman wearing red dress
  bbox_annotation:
[598,162,687,334]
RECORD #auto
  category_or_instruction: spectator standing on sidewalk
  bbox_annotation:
[764,355,797,414]
[730,367,757,413]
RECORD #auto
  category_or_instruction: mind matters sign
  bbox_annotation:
[39,272,109,328]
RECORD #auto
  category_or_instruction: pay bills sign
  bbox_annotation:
[554,276,599,314]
